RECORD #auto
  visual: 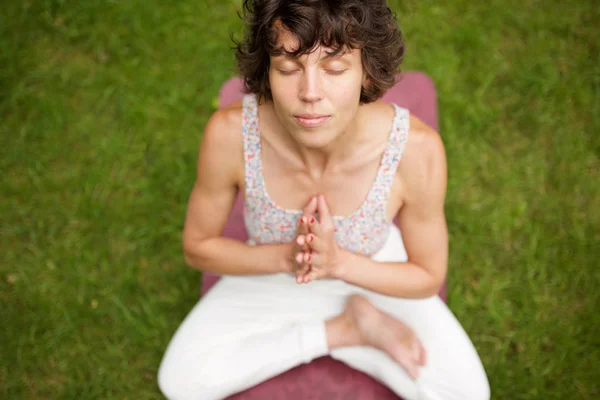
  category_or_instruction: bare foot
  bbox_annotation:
[344,294,426,379]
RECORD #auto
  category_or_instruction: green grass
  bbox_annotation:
[1,0,598,398]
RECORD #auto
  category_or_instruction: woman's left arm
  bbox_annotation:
[336,130,448,298]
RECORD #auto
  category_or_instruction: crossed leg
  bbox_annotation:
[158,227,490,400]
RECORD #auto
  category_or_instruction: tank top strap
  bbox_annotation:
[368,104,410,207]
[242,94,263,194]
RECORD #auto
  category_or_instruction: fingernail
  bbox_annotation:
[301,216,307,224]
[309,217,315,224]
[305,253,311,262]
[295,253,303,263]
[307,234,314,243]
[296,236,304,245]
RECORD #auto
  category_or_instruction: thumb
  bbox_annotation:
[317,194,331,224]
[303,196,318,215]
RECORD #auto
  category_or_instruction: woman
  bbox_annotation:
[158,1,490,399]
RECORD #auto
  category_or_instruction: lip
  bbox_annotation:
[294,114,331,127]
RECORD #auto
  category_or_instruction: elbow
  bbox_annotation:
[427,266,447,298]
[182,234,207,271]
[426,279,443,298]
[183,251,195,268]
[182,234,193,265]
[412,280,443,299]
[411,261,446,298]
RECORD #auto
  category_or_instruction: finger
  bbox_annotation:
[303,273,313,283]
[301,197,317,236]
[299,215,309,232]
[296,264,311,283]
[303,251,325,266]
[303,196,318,216]
[303,269,321,283]
[294,251,311,284]
[296,219,313,254]
[307,215,324,237]
[317,194,332,225]
[299,255,315,283]
[305,233,326,253]
[302,252,313,264]
[303,270,314,283]
[295,218,308,250]
[296,260,313,284]
[300,268,313,284]
[296,216,304,234]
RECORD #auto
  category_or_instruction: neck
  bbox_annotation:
[284,108,366,179]
[295,131,359,177]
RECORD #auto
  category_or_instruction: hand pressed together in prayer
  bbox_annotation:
[291,196,316,281]
[294,194,343,284]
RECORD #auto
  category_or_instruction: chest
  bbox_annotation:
[249,141,404,221]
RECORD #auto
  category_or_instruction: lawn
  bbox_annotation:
[1,0,598,399]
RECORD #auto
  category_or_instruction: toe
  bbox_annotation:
[411,340,420,362]
[418,342,427,366]
[401,354,419,380]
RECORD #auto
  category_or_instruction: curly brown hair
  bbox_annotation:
[234,0,405,104]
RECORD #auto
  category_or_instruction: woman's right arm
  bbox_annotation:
[182,107,293,275]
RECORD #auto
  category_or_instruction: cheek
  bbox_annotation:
[328,76,363,105]
[269,74,294,101]
[270,89,294,116]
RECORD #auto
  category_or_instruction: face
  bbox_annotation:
[268,26,366,149]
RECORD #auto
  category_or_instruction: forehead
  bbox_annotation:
[271,20,357,60]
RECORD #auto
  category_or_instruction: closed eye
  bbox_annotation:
[277,69,299,76]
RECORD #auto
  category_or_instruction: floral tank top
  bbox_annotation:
[242,95,409,257]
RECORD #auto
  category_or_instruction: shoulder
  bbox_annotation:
[357,101,397,147]
[197,100,245,181]
[364,100,397,130]
[399,113,447,204]
[404,114,445,166]
[201,99,244,150]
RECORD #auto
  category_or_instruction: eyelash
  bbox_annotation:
[277,69,298,76]
[277,69,347,76]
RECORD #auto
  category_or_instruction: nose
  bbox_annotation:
[298,69,323,103]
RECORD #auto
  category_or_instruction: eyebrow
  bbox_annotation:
[279,49,351,61]
[323,50,351,60]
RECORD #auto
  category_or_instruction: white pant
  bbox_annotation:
[158,226,490,400]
